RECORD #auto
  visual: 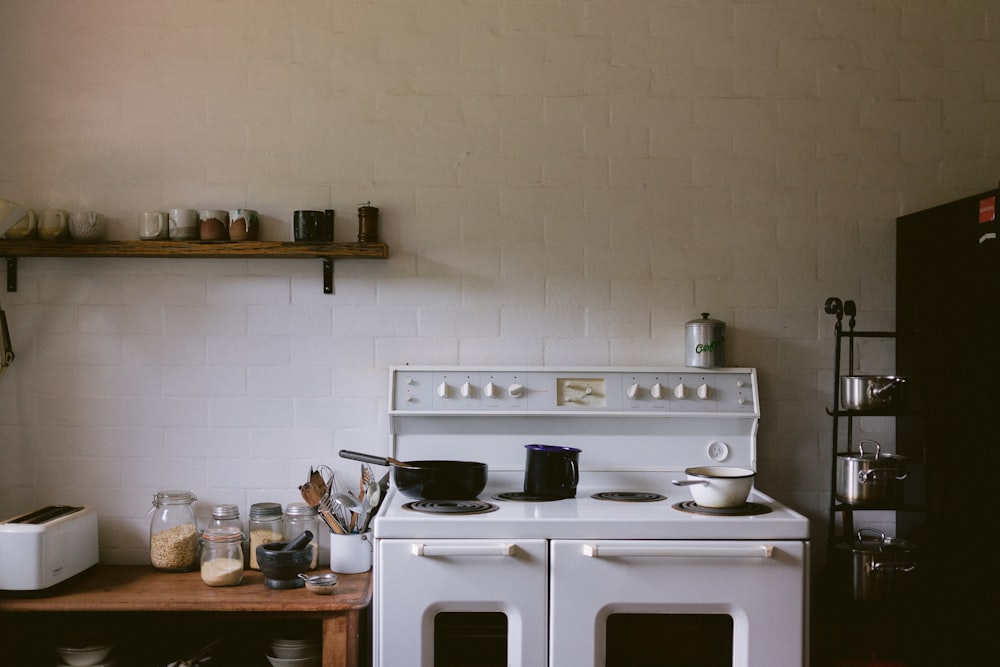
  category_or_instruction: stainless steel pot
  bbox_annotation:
[836,440,908,505]
[685,313,725,368]
[840,375,907,411]
[846,528,917,602]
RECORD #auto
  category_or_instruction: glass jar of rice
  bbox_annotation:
[248,502,284,570]
[149,489,199,572]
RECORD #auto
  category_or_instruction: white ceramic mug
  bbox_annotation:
[38,208,69,241]
[68,211,105,242]
[139,211,169,240]
[3,208,37,239]
[169,208,199,240]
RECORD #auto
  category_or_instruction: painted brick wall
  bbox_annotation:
[1,1,998,567]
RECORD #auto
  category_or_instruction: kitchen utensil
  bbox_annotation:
[280,530,313,552]
[339,449,487,500]
[360,472,389,533]
[839,375,908,411]
[255,541,314,589]
[672,466,755,508]
[330,493,362,532]
[523,444,581,498]
[685,312,726,368]
[841,528,918,602]
[298,480,346,535]
[299,572,338,595]
[836,439,908,505]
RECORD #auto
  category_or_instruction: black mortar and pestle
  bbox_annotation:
[256,530,315,589]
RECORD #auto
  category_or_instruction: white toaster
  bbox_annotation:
[0,505,99,590]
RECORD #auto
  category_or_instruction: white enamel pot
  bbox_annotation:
[672,466,755,508]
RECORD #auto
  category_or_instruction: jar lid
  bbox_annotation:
[249,502,283,519]
[152,489,197,506]
[285,502,319,517]
[201,526,243,542]
[211,503,240,520]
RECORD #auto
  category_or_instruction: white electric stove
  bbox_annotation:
[373,366,810,667]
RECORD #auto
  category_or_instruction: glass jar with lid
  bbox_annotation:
[208,503,247,566]
[149,489,199,572]
[248,502,284,570]
[200,526,244,587]
[285,502,320,570]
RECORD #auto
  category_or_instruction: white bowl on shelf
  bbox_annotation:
[54,643,113,666]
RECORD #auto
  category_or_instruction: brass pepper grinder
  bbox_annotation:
[357,202,379,243]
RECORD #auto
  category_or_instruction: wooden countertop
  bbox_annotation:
[0,564,372,614]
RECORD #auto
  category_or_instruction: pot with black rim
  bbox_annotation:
[672,466,755,508]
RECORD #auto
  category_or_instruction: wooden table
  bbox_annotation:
[0,565,372,666]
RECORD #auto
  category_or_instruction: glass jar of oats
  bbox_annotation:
[248,502,284,570]
[149,489,199,572]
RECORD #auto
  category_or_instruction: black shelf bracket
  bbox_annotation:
[6,257,16,292]
[323,258,334,294]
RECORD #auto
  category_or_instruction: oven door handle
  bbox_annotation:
[411,543,517,557]
[582,543,774,559]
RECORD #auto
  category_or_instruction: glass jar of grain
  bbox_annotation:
[248,502,284,570]
[149,489,199,572]
[199,526,244,587]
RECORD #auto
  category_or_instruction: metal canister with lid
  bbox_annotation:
[357,202,379,243]
[685,313,726,368]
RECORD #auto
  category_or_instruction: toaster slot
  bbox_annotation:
[5,505,85,525]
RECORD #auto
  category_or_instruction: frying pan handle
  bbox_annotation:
[340,450,391,466]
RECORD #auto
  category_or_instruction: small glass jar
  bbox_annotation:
[149,489,199,572]
[200,526,244,587]
[285,502,320,570]
[208,503,247,566]
[248,502,284,570]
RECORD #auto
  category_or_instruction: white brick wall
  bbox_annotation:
[1,0,999,568]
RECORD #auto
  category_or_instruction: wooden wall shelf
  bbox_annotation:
[0,240,389,294]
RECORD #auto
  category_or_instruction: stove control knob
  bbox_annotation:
[674,383,687,399]
[738,396,748,405]
[436,382,451,398]
[460,382,474,398]
[626,383,640,399]
[650,382,666,399]
[484,381,499,398]
[508,383,525,398]
[737,379,747,388]
[697,383,711,399]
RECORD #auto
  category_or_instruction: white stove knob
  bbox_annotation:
[436,382,451,398]
[460,382,474,398]
[738,396,748,405]
[650,382,665,399]
[484,381,499,398]
[674,383,687,399]
[697,383,711,399]
[508,383,525,398]
[626,383,640,399]
[737,379,746,388]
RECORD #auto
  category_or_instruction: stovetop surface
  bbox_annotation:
[373,471,809,540]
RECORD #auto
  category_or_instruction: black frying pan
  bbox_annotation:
[339,450,488,500]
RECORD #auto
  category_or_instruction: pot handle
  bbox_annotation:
[857,527,887,547]
[855,439,881,458]
[858,467,909,484]
[868,376,906,398]
[672,479,709,487]
[871,562,917,574]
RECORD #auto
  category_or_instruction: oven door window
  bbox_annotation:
[606,613,733,667]
[434,612,507,667]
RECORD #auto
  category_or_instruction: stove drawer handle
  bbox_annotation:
[582,544,774,559]
[411,543,517,557]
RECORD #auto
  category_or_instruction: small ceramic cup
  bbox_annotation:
[169,208,199,240]
[198,209,229,241]
[139,211,169,240]
[228,208,259,241]
[293,210,325,242]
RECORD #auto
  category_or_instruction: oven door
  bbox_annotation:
[550,539,808,667]
[376,538,549,667]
